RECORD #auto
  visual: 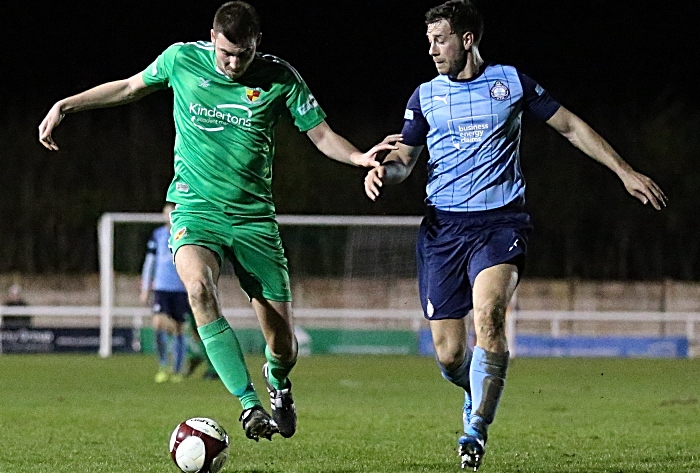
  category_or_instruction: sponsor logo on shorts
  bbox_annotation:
[174,227,187,241]
[490,80,510,101]
[404,109,414,120]
[426,299,435,318]
[509,239,520,252]
[175,182,189,193]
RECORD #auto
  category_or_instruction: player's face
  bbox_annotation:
[211,31,260,80]
[427,20,466,77]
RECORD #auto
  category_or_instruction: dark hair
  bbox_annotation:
[213,1,261,44]
[425,0,484,45]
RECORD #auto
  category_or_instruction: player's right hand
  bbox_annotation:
[364,166,386,201]
[38,102,65,151]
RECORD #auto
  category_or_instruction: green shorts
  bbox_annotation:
[169,205,291,302]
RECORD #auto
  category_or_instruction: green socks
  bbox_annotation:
[264,345,296,390]
[198,317,261,410]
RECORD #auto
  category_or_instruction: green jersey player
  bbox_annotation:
[38,1,400,442]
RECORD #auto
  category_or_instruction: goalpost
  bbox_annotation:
[98,212,166,357]
[97,213,426,357]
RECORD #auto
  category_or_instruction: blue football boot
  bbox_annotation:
[458,434,485,471]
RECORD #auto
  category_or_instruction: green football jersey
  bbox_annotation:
[141,41,326,217]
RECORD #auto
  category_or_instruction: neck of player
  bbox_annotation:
[452,48,484,81]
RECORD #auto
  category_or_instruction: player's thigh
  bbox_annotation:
[173,245,223,326]
[471,263,519,325]
[170,206,229,287]
[416,217,473,320]
[227,219,291,303]
[466,209,530,323]
[430,317,468,367]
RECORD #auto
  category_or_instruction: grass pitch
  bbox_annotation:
[0,354,698,472]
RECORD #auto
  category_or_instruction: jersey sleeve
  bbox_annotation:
[141,43,184,89]
[401,87,429,147]
[279,63,326,132]
[518,72,561,122]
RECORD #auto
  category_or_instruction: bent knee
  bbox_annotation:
[473,295,508,316]
[473,301,509,348]
[185,279,217,307]
[435,345,466,371]
[473,299,508,326]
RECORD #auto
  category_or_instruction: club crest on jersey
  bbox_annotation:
[490,80,510,101]
[173,227,187,241]
[245,88,262,103]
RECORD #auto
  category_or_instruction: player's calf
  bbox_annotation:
[462,391,472,433]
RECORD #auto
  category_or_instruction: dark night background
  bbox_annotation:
[1,0,698,278]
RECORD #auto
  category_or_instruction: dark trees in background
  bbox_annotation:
[3,91,697,280]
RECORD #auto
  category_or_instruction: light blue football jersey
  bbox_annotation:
[141,225,186,292]
[401,64,560,211]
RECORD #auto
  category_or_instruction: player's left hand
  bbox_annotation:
[619,169,668,210]
[352,134,403,167]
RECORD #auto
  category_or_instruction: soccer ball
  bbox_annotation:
[169,417,230,473]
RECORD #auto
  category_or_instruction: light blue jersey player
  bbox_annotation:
[408,64,558,212]
[365,1,667,470]
[140,202,191,383]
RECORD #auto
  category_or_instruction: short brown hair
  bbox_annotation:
[425,0,484,45]
[213,1,261,44]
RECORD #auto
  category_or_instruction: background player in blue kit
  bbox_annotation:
[364,1,667,470]
[140,202,214,383]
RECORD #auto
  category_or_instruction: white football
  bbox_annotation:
[169,418,230,473]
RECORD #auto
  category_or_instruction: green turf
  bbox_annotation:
[0,354,698,472]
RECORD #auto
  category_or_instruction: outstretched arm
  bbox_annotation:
[364,143,424,201]
[38,73,154,151]
[547,106,668,210]
[306,120,402,168]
